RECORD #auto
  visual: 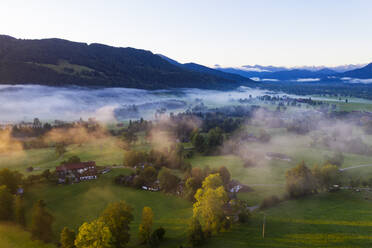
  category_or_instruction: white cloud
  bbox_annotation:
[343,78,372,84]
[250,77,261,81]
[295,78,320,82]
[261,78,279,82]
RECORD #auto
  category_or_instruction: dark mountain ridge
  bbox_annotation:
[0,35,253,89]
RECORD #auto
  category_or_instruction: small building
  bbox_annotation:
[228,180,253,193]
[56,161,98,183]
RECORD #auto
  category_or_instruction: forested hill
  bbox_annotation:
[0,35,254,89]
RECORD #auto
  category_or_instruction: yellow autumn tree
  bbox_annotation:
[138,206,153,244]
[75,220,113,248]
[192,173,228,234]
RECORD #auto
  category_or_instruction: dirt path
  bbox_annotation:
[339,164,372,171]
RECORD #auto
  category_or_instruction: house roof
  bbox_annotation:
[56,161,96,171]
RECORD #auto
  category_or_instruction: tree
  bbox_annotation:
[63,156,81,164]
[55,143,67,157]
[31,200,54,242]
[75,220,113,248]
[60,227,76,248]
[311,165,322,190]
[206,128,223,150]
[193,173,228,234]
[149,227,166,248]
[324,152,344,167]
[142,166,158,186]
[99,201,134,248]
[158,168,180,193]
[286,161,317,198]
[138,206,154,244]
[218,166,231,186]
[41,169,51,180]
[0,186,14,221]
[320,164,340,189]
[124,150,146,168]
[188,218,205,247]
[184,177,201,201]
[192,133,206,153]
[0,168,23,194]
[122,130,138,145]
[14,195,26,226]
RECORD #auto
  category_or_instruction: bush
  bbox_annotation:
[243,159,256,168]
[238,212,250,223]
[149,227,166,247]
[259,195,281,210]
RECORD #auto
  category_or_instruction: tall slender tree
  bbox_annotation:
[14,195,26,226]
[31,200,54,242]
[138,206,153,244]
[0,185,14,221]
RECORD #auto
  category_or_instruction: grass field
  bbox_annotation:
[17,183,372,248]
[187,134,372,205]
[0,222,56,248]
[0,137,124,173]
[23,168,193,247]
[205,191,372,248]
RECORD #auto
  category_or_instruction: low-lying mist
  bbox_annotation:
[0,84,284,123]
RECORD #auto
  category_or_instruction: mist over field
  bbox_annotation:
[0,84,282,123]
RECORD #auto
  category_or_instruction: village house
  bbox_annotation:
[56,161,98,183]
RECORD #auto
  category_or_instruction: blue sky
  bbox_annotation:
[1,0,372,67]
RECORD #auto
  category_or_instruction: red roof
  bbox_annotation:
[56,161,96,171]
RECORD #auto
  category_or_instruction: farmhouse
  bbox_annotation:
[56,161,97,183]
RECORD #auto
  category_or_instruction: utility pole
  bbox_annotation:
[262,213,266,239]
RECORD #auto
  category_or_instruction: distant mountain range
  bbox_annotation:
[341,63,372,79]
[215,64,371,82]
[0,35,253,89]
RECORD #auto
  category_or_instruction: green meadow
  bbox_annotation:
[205,191,372,248]
[0,137,124,173]
[0,222,56,248]
[23,168,193,247]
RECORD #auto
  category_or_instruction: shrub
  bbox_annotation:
[259,195,281,210]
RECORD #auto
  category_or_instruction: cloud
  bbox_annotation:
[250,77,261,81]
[294,78,320,82]
[342,77,372,84]
[261,78,279,82]
[239,67,270,72]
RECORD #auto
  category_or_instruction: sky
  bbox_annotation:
[1,0,372,67]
